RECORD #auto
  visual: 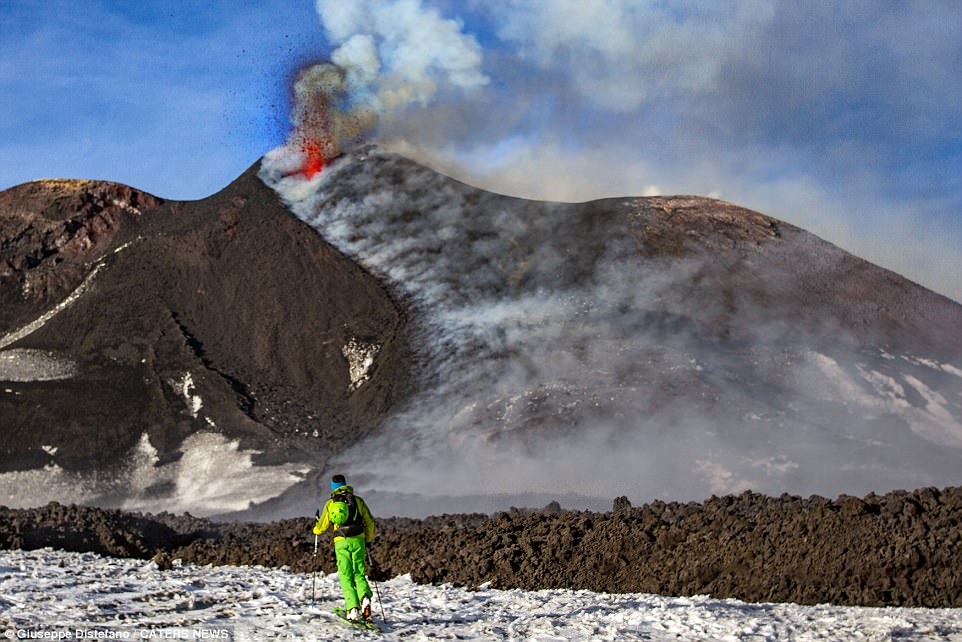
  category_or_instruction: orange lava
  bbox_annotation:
[301,140,325,178]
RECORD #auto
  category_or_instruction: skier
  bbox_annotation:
[313,474,376,622]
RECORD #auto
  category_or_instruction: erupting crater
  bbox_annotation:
[300,140,325,179]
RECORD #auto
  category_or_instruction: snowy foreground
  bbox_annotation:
[3,549,962,641]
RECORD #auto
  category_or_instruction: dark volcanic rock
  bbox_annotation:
[0,165,411,473]
[3,486,962,608]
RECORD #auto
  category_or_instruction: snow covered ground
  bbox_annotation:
[3,549,962,641]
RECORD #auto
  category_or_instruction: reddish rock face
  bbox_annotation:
[0,180,164,330]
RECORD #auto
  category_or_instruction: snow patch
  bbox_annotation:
[0,237,139,351]
[110,198,142,215]
[902,375,962,448]
[0,432,307,517]
[4,548,962,640]
[341,338,380,391]
[849,362,962,448]
[0,348,77,381]
[858,365,909,410]
[169,371,203,418]
[904,354,962,379]
[946,364,962,379]
[810,352,877,408]
[0,263,106,350]
[809,352,962,448]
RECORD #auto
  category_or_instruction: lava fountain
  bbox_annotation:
[280,63,376,179]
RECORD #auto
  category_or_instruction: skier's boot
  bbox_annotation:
[361,596,372,620]
[346,607,360,622]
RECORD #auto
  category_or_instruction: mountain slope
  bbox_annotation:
[1,147,960,516]
[262,146,962,514]
[0,163,410,510]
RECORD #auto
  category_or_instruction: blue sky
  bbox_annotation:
[1,0,320,197]
[2,1,961,302]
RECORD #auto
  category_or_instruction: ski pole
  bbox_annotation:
[311,533,319,605]
[367,548,385,621]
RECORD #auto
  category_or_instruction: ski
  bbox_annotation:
[333,607,382,633]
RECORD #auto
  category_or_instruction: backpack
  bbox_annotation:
[329,490,364,537]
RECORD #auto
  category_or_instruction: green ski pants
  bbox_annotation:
[334,536,372,611]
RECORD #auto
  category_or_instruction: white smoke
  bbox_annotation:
[316,0,488,110]
[486,0,774,111]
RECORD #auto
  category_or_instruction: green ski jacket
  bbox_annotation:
[313,485,376,542]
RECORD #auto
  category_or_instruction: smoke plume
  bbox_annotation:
[261,0,487,184]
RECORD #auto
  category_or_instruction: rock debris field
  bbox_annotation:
[3,485,961,609]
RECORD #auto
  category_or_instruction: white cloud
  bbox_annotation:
[487,1,775,111]
[315,0,488,110]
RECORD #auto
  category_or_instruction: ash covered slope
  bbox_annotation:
[264,146,962,511]
[0,164,409,508]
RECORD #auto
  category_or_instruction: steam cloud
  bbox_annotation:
[317,0,487,106]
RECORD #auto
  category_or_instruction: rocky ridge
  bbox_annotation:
[0,179,163,332]
[2,486,961,608]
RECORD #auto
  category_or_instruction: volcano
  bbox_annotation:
[1,146,961,517]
